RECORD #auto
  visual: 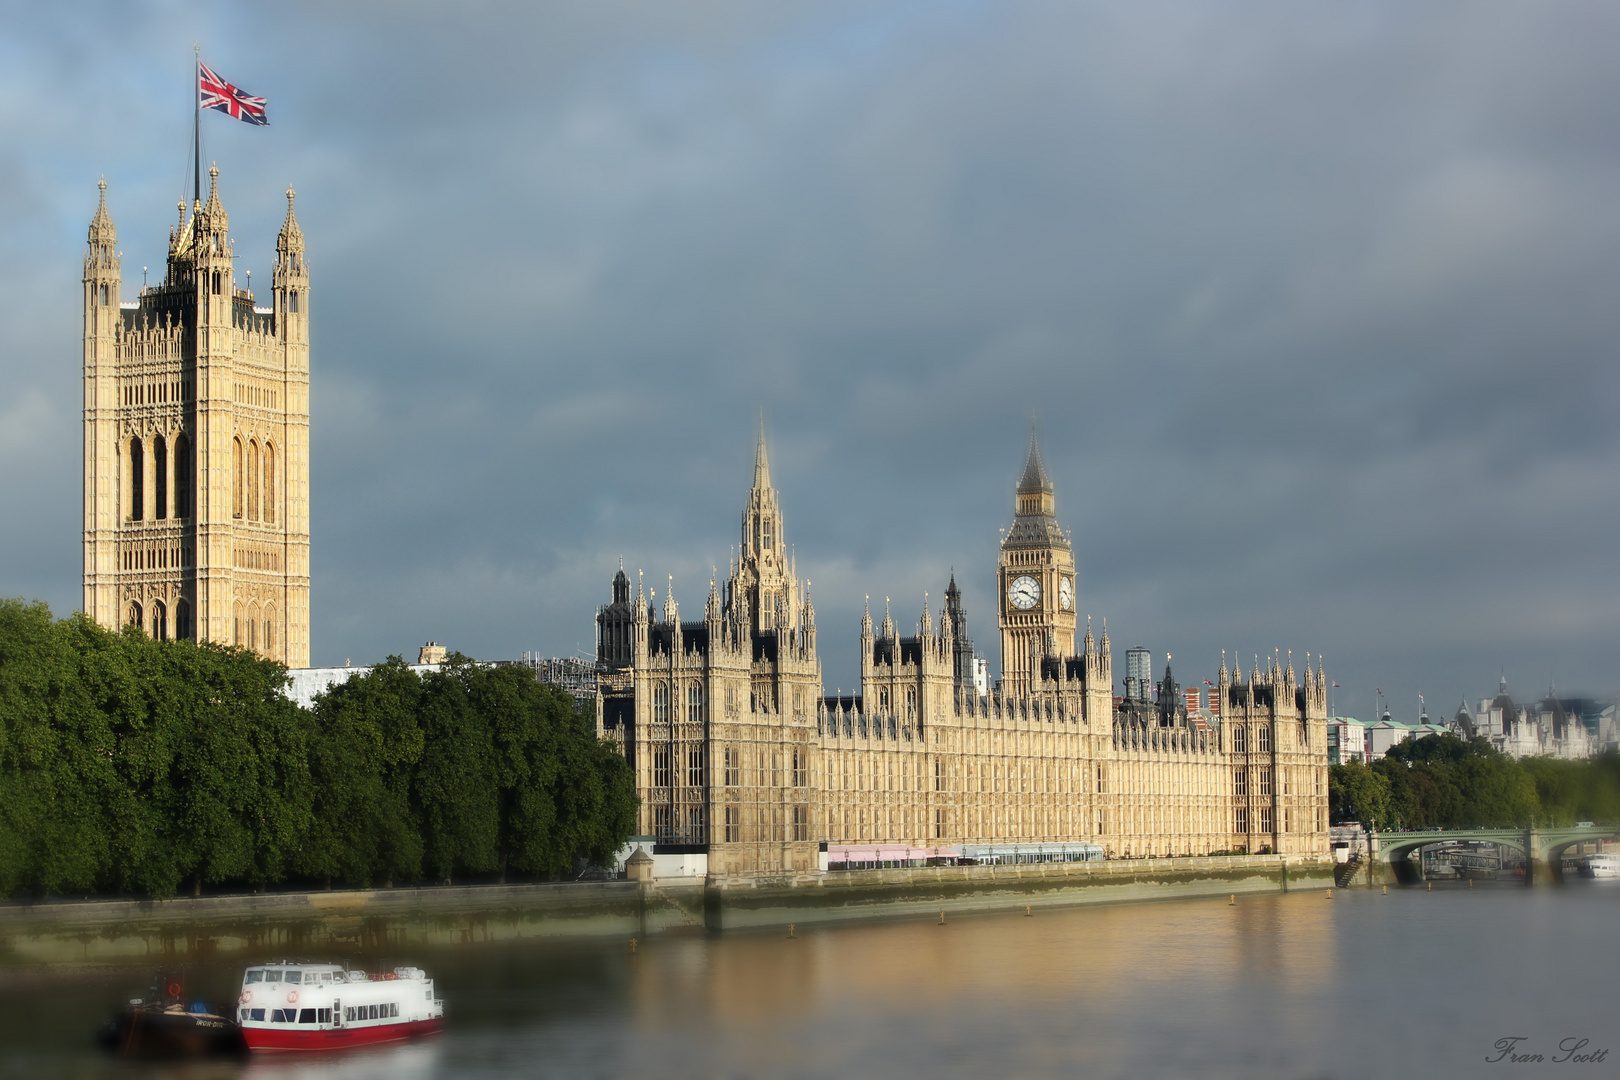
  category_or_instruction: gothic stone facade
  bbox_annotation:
[82,169,311,665]
[597,432,1330,875]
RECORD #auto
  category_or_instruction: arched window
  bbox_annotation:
[173,434,191,518]
[263,609,275,655]
[151,600,167,642]
[126,602,142,629]
[263,443,276,524]
[246,603,259,650]
[247,441,260,521]
[175,599,192,641]
[233,601,243,646]
[154,435,168,520]
[129,437,144,520]
[289,290,299,313]
[232,438,244,518]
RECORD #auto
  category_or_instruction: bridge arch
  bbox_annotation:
[1375,826,1620,885]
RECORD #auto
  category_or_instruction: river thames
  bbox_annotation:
[1,883,1613,1079]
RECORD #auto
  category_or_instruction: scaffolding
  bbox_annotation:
[516,653,600,706]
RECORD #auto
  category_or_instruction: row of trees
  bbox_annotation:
[1329,731,1620,830]
[0,599,636,899]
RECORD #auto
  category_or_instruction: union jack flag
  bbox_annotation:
[199,63,268,126]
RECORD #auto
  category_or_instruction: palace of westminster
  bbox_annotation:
[81,170,1330,877]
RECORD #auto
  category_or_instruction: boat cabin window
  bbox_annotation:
[299,1009,317,1023]
[284,970,303,984]
[318,1008,332,1024]
[249,1008,264,1021]
[245,970,265,984]
[263,970,283,984]
[271,1009,292,1023]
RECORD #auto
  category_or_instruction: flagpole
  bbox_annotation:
[193,44,201,206]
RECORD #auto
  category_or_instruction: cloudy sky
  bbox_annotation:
[3,2,1617,720]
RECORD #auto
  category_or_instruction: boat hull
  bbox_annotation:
[243,1016,445,1052]
[100,1008,247,1059]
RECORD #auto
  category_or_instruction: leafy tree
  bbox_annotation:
[305,658,426,887]
[1329,760,1391,827]
[413,656,499,883]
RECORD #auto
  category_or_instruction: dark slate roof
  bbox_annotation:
[1017,436,1053,494]
[1002,512,1070,550]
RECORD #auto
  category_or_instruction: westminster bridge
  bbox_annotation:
[1345,825,1619,886]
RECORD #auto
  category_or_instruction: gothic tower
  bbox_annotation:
[997,432,1077,695]
[81,169,311,665]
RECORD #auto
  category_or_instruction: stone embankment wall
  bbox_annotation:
[702,854,1331,931]
[0,855,1329,964]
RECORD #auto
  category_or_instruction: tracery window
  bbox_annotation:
[653,747,670,788]
[247,441,260,521]
[687,746,704,787]
[232,438,244,518]
[263,443,276,524]
[687,684,704,725]
[1257,726,1271,753]
[792,748,807,788]
[173,435,192,518]
[724,746,738,787]
[151,600,167,642]
[129,437,144,520]
[154,436,168,520]
[1233,725,1246,753]
[653,683,669,722]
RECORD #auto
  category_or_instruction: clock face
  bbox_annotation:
[1008,575,1041,610]
[1059,576,1074,611]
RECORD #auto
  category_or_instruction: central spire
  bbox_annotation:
[1016,427,1053,498]
[753,414,772,493]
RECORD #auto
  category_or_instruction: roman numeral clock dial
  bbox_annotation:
[1008,575,1041,610]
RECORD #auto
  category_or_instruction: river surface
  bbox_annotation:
[1,882,1615,1079]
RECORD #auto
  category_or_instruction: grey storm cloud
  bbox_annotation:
[2,1,1617,720]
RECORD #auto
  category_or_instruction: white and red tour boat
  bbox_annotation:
[236,962,444,1052]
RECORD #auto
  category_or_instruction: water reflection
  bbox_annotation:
[2,886,1614,1079]
[241,1043,443,1080]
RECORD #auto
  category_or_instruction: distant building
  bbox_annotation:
[1125,646,1152,701]
[284,652,445,710]
[1450,676,1609,759]
[1363,709,1449,759]
[1326,717,1366,764]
